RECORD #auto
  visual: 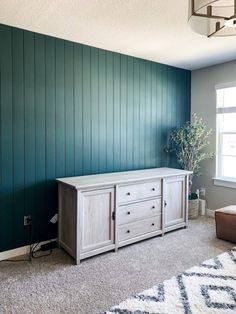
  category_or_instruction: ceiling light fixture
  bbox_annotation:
[189,0,236,37]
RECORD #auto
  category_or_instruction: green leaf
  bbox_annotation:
[168,113,214,193]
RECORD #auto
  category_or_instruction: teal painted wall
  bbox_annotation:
[0,24,191,252]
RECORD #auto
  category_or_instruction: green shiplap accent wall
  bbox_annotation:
[0,24,191,252]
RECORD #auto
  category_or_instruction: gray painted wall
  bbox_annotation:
[191,60,236,211]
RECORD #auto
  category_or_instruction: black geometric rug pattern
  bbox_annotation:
[105,247,236,314]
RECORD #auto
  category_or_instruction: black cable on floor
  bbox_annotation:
[0,217,55,263]
[31,249,52,259]
[31,239,53,259]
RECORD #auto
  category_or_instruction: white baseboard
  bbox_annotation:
[0,238,57,261]
[206,208,215,218]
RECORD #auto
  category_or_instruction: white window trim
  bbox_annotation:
[215,81,236,90]
[213,177,236,189]
[216,130,236,178]
[214,83,236,187]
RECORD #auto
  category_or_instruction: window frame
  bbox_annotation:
[214,83,236,188]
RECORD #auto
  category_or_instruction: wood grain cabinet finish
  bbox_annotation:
[118,216,161,243]
[163,176,186,231]
[117,181,161,204]
[57,167,191,264]
[117,198,161,225]
[80,189,115,255]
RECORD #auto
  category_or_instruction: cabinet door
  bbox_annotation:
[163,176,186,228]
[80,188,115,253]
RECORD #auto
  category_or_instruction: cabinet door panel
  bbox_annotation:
[164,176,185,228]
[80,188,114,253]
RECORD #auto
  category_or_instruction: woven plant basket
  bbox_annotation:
[188,199,199,219]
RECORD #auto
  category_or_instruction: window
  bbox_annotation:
[216,85,236,182]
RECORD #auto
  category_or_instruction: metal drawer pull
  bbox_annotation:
[152,188,155,191]
[152,223,155,226]
[127,230,130,233]
[127,211,131,215]
[127,192,131,195]
[152,206,155,209]
[164,201,167,207]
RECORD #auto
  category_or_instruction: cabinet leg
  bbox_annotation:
[114,247,118,253]
[75,258,80,265]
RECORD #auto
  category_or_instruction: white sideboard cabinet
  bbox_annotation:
[57,167,192,264]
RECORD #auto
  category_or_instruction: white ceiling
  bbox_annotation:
[1,0,236,70]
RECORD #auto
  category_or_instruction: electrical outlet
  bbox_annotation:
[199,188,206,197]
[24,215,31,226]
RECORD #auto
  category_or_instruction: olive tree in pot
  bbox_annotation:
[169,113,214,219]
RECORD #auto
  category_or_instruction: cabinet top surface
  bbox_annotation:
[57,167,192,190]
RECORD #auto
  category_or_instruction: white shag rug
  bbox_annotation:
[105,247,236,314]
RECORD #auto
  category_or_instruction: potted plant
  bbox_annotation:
[168,113,214,219]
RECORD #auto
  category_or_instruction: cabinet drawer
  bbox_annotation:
[117,181,161,204]
[117,198,161,225]
[118,216,161,242]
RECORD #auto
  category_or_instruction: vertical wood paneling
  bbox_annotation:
[106,52,114,172]
[82,46,91,175]
[12,28,25,246]
[127,57,134,168]
[133,58,140,169]
[176,68,182,128]
[161,66,168,166]
[0,26,14,251]
[113,54,121,171]
[45,37,56,181]
[24,31,35,242]
[65,41,74,177]
[156,63,162,167]
[98,49,106,173]
[145,61,152,168]
[74,44,83,175]
[91,47,99,174]
[0,24,191,252]
[151,62,157,168]
[120,55,127,170]
[55,40,65,179]
[185,71,191,122]
[45,37,56,222]
[139,60,146,168]
[34,34,46,234]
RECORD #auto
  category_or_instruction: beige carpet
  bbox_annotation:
[0,217,233,314]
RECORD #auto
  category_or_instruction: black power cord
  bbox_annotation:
[30,218,54,259]
[0,218,54,263]
[31,240,53,259]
